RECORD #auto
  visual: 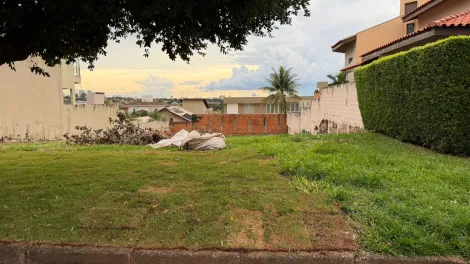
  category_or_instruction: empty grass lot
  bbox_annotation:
[0,133,469,258]
[0,139,355,252]
[230,134,470,258]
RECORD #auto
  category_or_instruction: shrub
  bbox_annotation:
[148,111,162,121]
[64,112,171,145]
[355,36,470,155]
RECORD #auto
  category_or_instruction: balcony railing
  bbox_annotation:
[73,61,81,84]
[74,61,81,77]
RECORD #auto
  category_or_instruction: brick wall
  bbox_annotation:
[288,83,364,135]
[171,114,287,135]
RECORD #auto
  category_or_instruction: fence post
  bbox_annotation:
[233,116,237,135]
[248,116,252,134]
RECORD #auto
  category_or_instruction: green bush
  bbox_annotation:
[355,36,470,155]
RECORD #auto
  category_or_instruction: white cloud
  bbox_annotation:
[134,75,175,97]
[84,0,400,97]
[200,0,398,95]
[202,66,266,91]
[178,80,202,86]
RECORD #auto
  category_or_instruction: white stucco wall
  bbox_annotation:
[62,105,119,136]
[132,118,169,131]
[87,93,105,105]
[0,58,118,141]
[288,83,363,135]
[226,104,239,114]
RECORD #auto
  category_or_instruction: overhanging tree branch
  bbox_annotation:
[0,0,310,75]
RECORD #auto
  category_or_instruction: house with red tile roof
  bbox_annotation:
[332,0,470,81]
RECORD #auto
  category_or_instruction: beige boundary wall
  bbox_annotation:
[62,105,119,137]
[0,58,118,141]
[288,83,364,135]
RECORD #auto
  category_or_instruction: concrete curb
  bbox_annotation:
[0,243,466,264]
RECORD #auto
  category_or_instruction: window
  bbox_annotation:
[406,23,415,34]
[63,88,73,105]
[405,1,418,15]
[288,103,300,112]
[266,104,280,114]
[244,104,254,114]
[348,57,353,66]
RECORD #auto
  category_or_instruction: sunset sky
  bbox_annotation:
[77,0,399,98]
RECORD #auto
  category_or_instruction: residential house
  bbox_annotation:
[223,96,315,114]
[158,107,193,123]
[181,99,209,114]
[125,101,168,115]
[332,0,470,80]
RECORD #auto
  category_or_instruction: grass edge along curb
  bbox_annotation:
[0,242,467,264]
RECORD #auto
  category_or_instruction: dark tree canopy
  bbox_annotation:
[0,0,309,74]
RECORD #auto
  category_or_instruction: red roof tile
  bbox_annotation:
[340,63,362,72]
[429,10,470,27]
[361,10,470,58]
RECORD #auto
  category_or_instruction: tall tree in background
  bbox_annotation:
[262,66,301,114]
[0,0,309,75]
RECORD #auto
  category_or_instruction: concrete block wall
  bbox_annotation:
[288,83,364,135]
[62,105,119,136]
[171,114,287,135]
[0,59,119,141]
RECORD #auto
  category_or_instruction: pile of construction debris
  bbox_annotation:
[149,129,226,150]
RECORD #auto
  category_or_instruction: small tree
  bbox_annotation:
[130,110,139,118]
[327,72,348,86]
[149,111,162,121]
[262,66,301,114]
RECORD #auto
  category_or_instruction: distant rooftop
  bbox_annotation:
[224,96,315,104]
[158,106,193,121]
[124,101,168,106]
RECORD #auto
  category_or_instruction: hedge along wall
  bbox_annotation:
[355,36,470,155]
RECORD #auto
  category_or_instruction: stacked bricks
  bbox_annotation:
[170,114,287,135]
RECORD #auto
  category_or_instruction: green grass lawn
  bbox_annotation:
[0,133,469,258]
[0,140,354,251]
[230,133,470,258]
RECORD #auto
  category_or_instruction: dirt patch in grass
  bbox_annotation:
[261,204,312,250]
[138,186,172,194]
[258,158,275,166]
[159,161,178,167]
[220,160,232,165]
[227,209,265,249]
[303,212,358,251]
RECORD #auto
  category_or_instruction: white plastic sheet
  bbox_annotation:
[181,131,226,150]
[149,129,226,150]
[148,129,190,148]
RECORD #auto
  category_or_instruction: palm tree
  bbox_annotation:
[327,72,348,86]
[261,66,301,114]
